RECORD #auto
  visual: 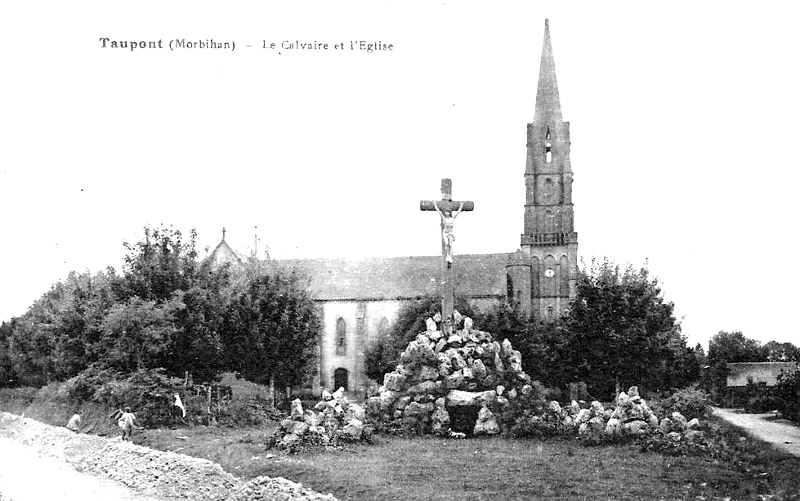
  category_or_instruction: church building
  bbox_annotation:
[209,20,578,396]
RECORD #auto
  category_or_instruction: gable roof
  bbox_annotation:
[273,253,511,301]
[205,239,247,269]
[726,362,798,387]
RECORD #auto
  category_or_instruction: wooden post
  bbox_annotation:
[420,178,474,335]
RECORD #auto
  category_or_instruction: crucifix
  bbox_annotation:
[420,178,474,335]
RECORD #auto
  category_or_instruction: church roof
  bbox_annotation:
[534,19,563,123]
[205,238,247,269]
[273,253,511,301]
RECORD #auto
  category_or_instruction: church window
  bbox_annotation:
[335,317,347,355]
[334,368,349,391]
[545,142,552,163]
[560,255,570,296]
[545,211,555,233]
[531,256,540,298]
[543,178,555,204]
[543,255,556,296]
[545,306,555,321]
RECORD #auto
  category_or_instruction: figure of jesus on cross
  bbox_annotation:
[434,200,464,264]
[420,178,474,334]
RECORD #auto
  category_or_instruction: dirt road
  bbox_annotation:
[712,407,800,457]
[0,436,167,501]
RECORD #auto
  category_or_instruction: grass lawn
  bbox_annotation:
[136,418,800,501]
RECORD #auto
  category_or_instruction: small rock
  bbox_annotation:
[290,398,304,420]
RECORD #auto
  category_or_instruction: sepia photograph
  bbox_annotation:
[1,1,799,499]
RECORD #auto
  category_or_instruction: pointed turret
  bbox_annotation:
[534,19,562,123]
[510,19,578,320]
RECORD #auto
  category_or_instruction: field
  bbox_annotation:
[135,419,800,501]
[3,383,800,500]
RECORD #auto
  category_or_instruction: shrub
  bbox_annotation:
[217,398,276,427]
[0,387,38,414]
[657,386,710,420]
[88,368,184,426]
[62,364,124,402]
[745,395,783,413]
[774,369,800,422]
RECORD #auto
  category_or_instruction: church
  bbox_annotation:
[209,20,578,396]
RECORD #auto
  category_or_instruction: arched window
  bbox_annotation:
[545,127,553,163]
[560,255,570,296]
[531,256,540,298]
[545,211,555,233]
[543,178,555,205]
[543,255,556,296]
[334,368,349,391]
[545,306,555,322]
[335,317,347,355]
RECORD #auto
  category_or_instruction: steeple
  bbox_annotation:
[534,19,562,123]
[509,19,578,321]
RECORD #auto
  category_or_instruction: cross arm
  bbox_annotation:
[419,200,475,212]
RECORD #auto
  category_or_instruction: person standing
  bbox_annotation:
[117,407,138,441]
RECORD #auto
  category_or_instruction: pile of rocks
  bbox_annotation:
[230,476,338,501]
[367,315,534,436]
[0,411,339,501]
[276,388,368,449]
[569,387,702,441]
[602,386,660,437]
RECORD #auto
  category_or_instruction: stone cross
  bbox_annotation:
[420,178,474,335]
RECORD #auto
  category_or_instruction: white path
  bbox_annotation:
[0,437,166,501]
[712,407,800,458]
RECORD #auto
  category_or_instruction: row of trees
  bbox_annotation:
[367,259,705,399]
[0,226,320,390]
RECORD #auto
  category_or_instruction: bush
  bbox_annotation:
[0,387,39,415]
[745,396,782,413]
[62,365,124,402]
[217,398,277,427]
[656,386,710,420]
[774,369,800,422]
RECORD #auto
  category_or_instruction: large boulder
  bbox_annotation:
[431,398,451,434]
[445,390,496,407]
[473,407,500,436]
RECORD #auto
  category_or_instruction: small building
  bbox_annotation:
[726,362,798,387]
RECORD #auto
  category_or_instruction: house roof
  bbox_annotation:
[726,362,798,387]
[272,253,511,301]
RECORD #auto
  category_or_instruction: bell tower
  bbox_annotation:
[509,19,578,321]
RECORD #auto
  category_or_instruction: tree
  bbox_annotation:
[3,269,119,385]
[364,295,479,382]
[100,296,183,372]
[117,225,199,302]
[0,321,17,386]
[221,268,321,389]
[477,301,568,386]
[762,341,800,362]
[707,330,765,396]
[559,258,693,398]
[115,225,229,382]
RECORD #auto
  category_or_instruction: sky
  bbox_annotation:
[1,1,799,350]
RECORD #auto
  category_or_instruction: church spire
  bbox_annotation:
[534,19,562,123]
